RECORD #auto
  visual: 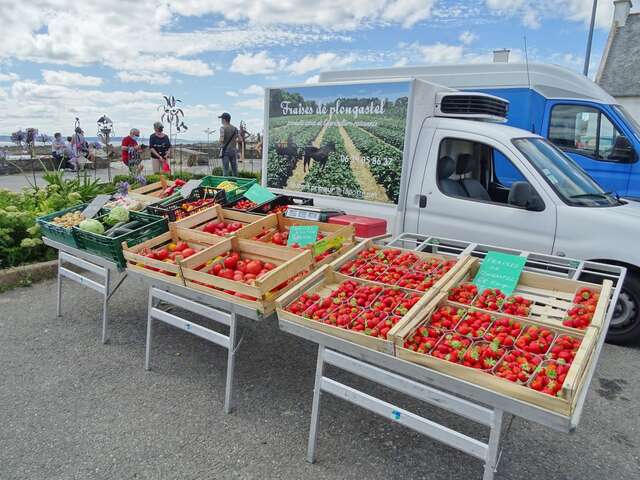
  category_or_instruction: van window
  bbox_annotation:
[549,104,627,162]
[437,138,542,210]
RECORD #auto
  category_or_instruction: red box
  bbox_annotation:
[328,214,387,238]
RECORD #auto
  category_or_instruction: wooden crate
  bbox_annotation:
[181,237,313,314]
[442,257,612,331]
[394,291,599,415]
[275,265,445,355]
[172,204,267,239]
[235,213,356,267]
[329,240,469,296]
[122,224,225,284]
[131,179,176,198]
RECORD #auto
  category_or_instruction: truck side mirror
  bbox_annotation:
[508,182,544,211]
[609,135,636,163]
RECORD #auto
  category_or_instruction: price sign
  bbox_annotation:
[82,194,111,218]
[312,236,345,256]
[243,184,276,205]
[287,225,319,248]
[473,251,527,296]
[180,179,202,199]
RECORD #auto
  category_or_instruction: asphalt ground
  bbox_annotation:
[1,277,639,480]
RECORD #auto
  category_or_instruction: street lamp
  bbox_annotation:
[97,115,114,182]
[583,0,598,76]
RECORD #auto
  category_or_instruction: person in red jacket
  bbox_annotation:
[121,128,143,174]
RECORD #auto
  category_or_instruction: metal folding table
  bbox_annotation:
[279,233,626,480]
[44,237,128,344]
[128,269,269,414]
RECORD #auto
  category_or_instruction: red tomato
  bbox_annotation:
[224,256,238,269]
[264,262,276,270]
[236,260,247,273]
[174,242,188,252]
[272,232,284,245]
[155,248,169,260]
[218,269,234,279]
[246,260,263,275]
[210,263,223,275]
[181,248,196,258]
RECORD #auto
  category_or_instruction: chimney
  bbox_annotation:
[614,0,632,27]
[493,49,510,63]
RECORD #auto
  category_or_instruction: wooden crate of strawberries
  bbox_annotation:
[122,224,225,284]
[330,240,467,295]
[172,204,266,238]
[443,257,612,332]
[235,213,355,266]
[393,291,598,415]
[276,265,445,355]
[180,236,313,314]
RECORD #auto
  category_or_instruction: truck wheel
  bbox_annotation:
[606,271,640,345]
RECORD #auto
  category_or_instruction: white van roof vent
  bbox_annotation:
[435,92,509,122]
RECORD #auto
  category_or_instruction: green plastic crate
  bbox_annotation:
[199,176,256,203]
[73,210,168,268]
[37,203,105,249]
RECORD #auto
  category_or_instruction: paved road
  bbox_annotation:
[1,278,639,480]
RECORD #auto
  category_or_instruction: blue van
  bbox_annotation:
[320,63,640,198]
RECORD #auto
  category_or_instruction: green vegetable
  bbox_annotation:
[104,206,130,226]
[79,219,105,234]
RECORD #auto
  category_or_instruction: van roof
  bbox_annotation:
[319,63,617,105]
[430,116,540,144]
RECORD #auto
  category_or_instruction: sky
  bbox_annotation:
[0,0,632,140]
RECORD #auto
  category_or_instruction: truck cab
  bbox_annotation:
[320,63,640,199]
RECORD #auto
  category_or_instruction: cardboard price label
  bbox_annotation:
[180,179,202,199]
[82,194,111,219]
[312,236,345,256]
[287,225,319,248]
[243,184,276,205]
[473,251,527,296]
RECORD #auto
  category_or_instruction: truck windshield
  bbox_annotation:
[613,105,640,142]
[513,138,620,207]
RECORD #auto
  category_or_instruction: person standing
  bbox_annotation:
[71,127,95,164]
[51,133,66,168]
[121,128,143,174]
[218,112,238,177]
[149,122,171,174]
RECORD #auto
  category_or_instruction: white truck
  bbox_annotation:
[262,77,640,344]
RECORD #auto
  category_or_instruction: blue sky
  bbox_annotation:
[0,0,629,140]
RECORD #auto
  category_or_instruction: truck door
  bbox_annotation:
[417,129,556,253]
[544,102,633,196]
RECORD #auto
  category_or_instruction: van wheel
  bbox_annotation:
[606,271,640,345]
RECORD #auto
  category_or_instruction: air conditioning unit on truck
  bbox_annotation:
[262,78,640,344]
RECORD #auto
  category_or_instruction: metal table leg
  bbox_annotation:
[101,268,110,344]
[483,409,504,480]
[307,344,326,464]
[224,313,238,414]
[56,256,62,318]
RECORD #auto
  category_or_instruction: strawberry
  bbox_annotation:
[501,295,533,316]
[428,305,466,330]
[354,263,387,281]
[462,340,505,370]
[323,304,365,328]
[370,288,406,314]
[515,325,555,355]
[393,293,422,317]
[390,251,420,267]
[349,284,384,308]
[430,333,472,364]
[483,317,523,347]
[376,266,409,285]
[546,335,581,365]
[403,325,445,353]
[286,293,320,315]
[529,362,570,397]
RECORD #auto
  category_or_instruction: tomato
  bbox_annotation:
[181,248,196,258]
[218,269,234,280]
[154,248,169,260]
[224,256,238,269]
[174,241,188,252]
[246,260,263,275]
[264,262,276,270]
[272,232,285,245]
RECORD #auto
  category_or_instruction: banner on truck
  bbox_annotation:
[266,82,410,204]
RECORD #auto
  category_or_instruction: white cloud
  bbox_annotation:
[42,70,103,87]
[121,57,214,76]
[117,71,172,85]
[0,72,19,82]
[382,0,436,28]
[522,8,540,29]
[240,84,264,96]
[230,51,280,75]
[305,75,320,84]
[286,52,355,75]
[235,98,264,110]
[0,87,7,100]
[393,57,409,67]
[459,31,477,45]
[226,91,239,97]
[418,43,465,64]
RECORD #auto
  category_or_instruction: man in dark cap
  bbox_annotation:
[218,112,238,177]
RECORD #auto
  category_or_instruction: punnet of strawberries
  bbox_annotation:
[473,288,506,311]
[483,317,523,347]
[547,335,581,365]
[430,332,473,364]
[494,350,543,384]
[530,361,570,397]
[403,325,446,353]
[462,341,505,370]
[455,311,493,338]
[428,305,466,330]
[501,295,533,316]
[563,287,600,329]
[515,325,555,355]
[448,283,478,304]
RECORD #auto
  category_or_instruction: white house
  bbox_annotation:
[597,0,640,120]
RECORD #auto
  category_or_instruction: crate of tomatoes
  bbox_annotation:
[123,223,226,283]
[442,257,613,332]
[172,204,265,239]
[276,265,440,354]
[145,187,226,222]
[180,236,313,314]
[226,194,314,215]
[393,291,598,415]
[235,213,355,266]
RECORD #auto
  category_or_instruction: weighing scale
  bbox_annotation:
[285,205,345,222]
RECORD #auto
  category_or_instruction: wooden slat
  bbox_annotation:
[590,280,613,330]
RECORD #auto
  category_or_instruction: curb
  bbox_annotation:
[0,260,58,288]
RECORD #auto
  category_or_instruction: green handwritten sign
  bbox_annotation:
[287,225,319,248]
[473,251,527,296]
[312,236,345,256]
[243,184,276,205]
